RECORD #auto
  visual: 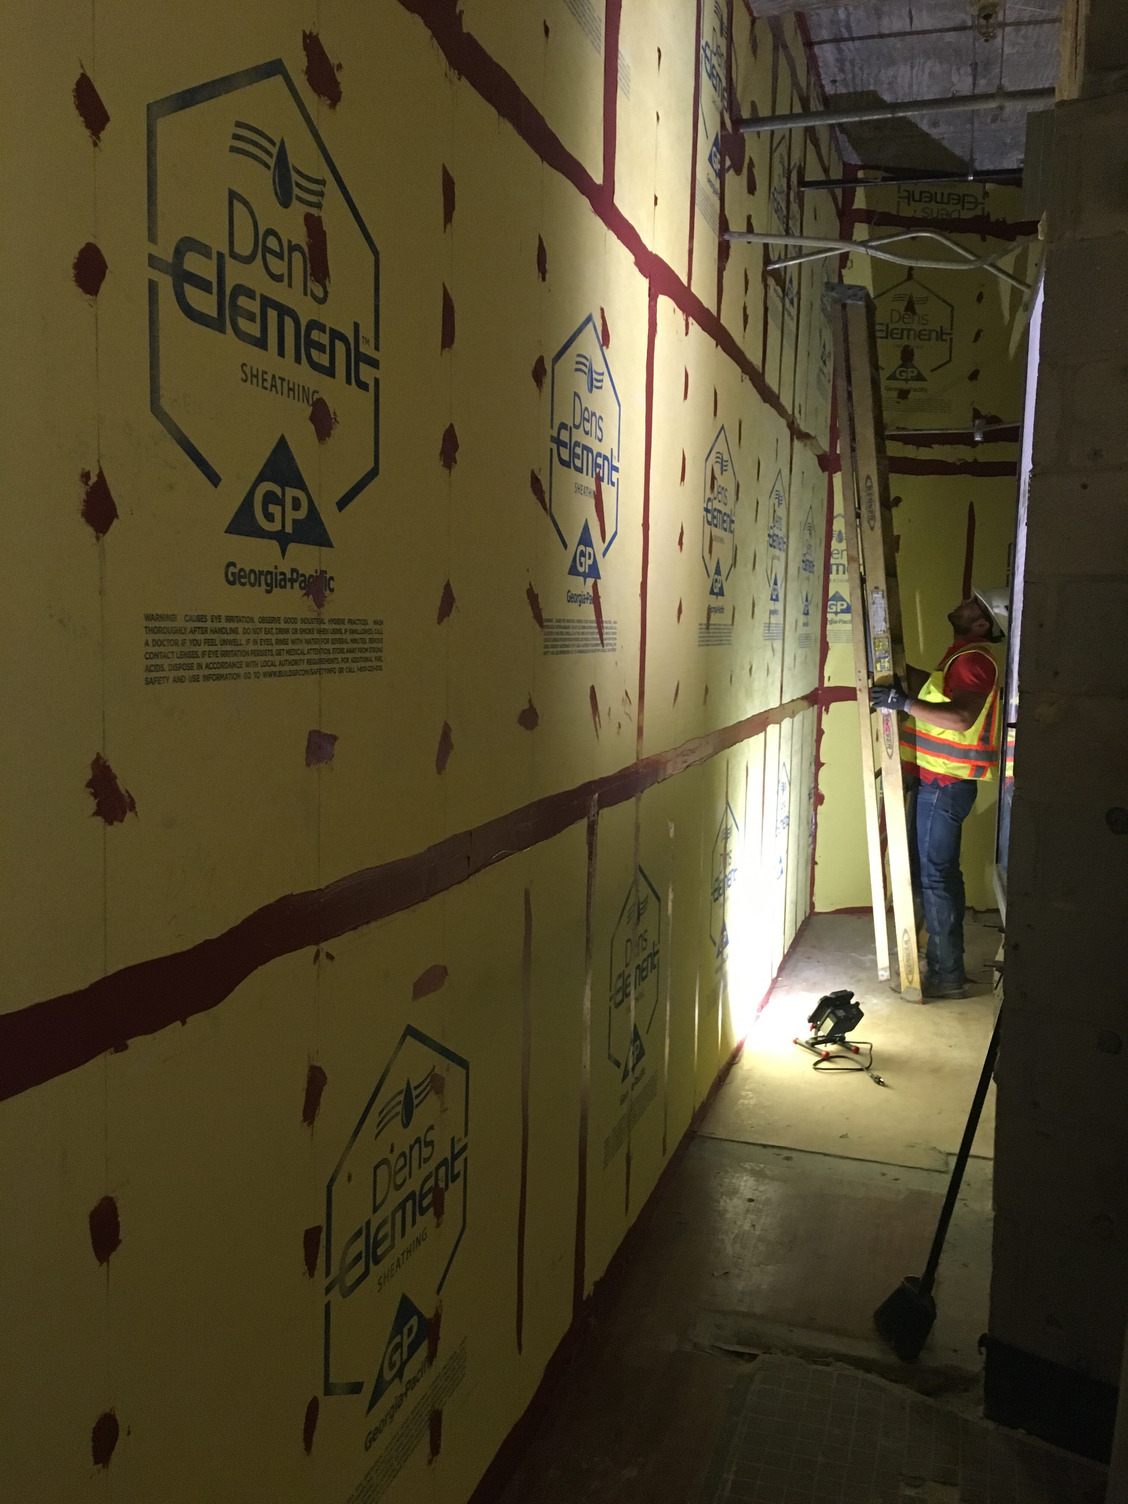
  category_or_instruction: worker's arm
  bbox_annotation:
[870,683,988,731]
[906,689,987,733]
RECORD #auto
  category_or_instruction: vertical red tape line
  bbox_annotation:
[602,0,622,202]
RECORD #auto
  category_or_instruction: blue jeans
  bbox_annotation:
[907,777,978,986]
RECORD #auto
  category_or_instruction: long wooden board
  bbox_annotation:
[830,286,921,999]
[829,291,889,980]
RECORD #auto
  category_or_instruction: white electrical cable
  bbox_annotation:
[722,227,1035,292]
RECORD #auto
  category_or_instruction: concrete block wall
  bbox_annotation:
[988,87,1128,1460]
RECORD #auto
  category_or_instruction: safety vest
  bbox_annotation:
[899,644,1000,781]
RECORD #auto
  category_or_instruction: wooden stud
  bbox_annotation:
[830,295,889,980]
[830,287,921,1000]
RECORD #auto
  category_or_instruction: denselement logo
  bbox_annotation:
[324,1026,468,1443]
[702,425,738,614]
[548,316,621,592]
[147,60,380,557]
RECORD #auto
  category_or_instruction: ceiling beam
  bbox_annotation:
[749,0,926,12]
[738,87,1055,134]
[806,20,1062,47]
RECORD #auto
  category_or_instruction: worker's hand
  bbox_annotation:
[870,682,911,714]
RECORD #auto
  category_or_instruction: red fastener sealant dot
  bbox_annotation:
[303,1396,319,1454]
[74,71,110,143]
[91,1411,119,1468]
[309,396,336,443]
[413,965,448,1001]
[436,580,455,624]
[302,32,341,106]
[89,1196,121,1265]
[302,1064,327,1127]
[86,755,136,825]
[74,242,107,297]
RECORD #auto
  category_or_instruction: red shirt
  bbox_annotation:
[911,639,998,785]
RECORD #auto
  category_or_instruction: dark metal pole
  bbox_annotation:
[920,1010,1002,1297]
[738,88,1054,135]
[800,170,1023,191]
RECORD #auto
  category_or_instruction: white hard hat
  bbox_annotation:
[973,587,1009,641]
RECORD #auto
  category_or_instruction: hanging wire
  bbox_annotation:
[722,227,1035,292]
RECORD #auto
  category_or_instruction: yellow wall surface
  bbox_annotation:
[0,5,839,1502]
[812,184,1029,916]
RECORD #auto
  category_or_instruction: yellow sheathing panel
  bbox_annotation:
[521,827,588,1373]
[812,699,873,913]
[584,795,639,1290]
[531,171,648,788]
[442,92,545,835]
[764,718,788,980]
[781,443,827,704]
[614,0,690,264]
[103,949,321,1504]
[0,0,105,1010]
[643,763,708,1141]
[0,1067,109,1502]
[461,0,605,187]
[692,752,729,1099]
[313,0,461,886]
[0,2,845,1498]
[728,729,772,1030]
[728,16,777,368]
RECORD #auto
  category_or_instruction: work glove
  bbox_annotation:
[870,682,911,714]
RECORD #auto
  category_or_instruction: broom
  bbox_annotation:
[874,1009,1002,1362]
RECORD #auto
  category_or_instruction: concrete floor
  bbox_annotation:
[493,915,1106,1504]
[707,909,1003,1173]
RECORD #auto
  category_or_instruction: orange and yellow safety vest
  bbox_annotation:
[899,644,1001,781]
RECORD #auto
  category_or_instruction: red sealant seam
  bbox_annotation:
[1,697,829,1103]
[792,11,844,211]
[767,16,834,185]
[602,0,622,203]
[7,14,863,1103]
[396,0,824,457]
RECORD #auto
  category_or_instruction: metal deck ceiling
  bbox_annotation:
[757,0,1065,172]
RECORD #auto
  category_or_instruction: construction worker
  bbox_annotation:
[871,589,1008,1000]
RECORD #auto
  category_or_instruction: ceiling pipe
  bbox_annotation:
[800,170,1023,191]
[721,228,1035,292]
[737,88,1055,135]
[886,422,1020,446]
